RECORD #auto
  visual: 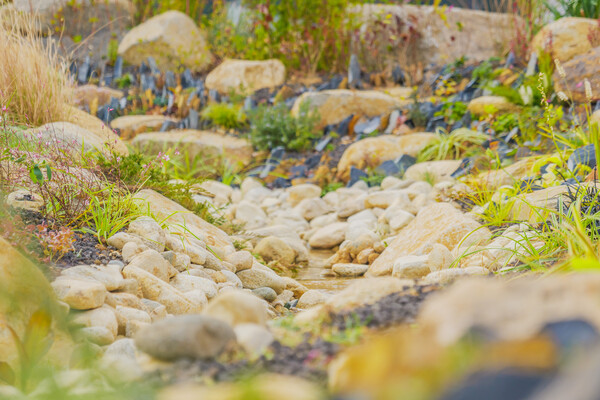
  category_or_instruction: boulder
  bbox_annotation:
[287,184,322,206]
[26,122,113,156]
[355,4,518,67]
[255,236,296,267]
[325,277,411,312]
[467,96,519,116]
[234,323,274,355]
[336,133,436,181]
[236,268,286,294]
[65,106,128,155]
[308,222,348,249]
[368,203,481,276]
[135,315,235,361]
[205,59,286,95]
[554,46,600,103]
[531,17,600,62]
[297,290,330,309]
[72,306,118,344]
[118,10,213,71]
[110,115,178,140]
[51,278,107,310]
[127,250,171,282]
[73,85,123,109]
[404,160,462,183]
[132,130,252,170]
[60,264,124,291]
[291,89,403,129]
[204,290,268,327]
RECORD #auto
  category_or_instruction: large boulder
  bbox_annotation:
[291,90,403,129]
[531,17,600,62]
[354,4,518,67]
[367,203,481,276]
[554,46,600,103]
[118,10,213,71]
[132,130,252,170]
[467,96,519,117]
[65,106,128,155]
[110,115,178,140]
[206,59,286,95]
[336,133,436,181]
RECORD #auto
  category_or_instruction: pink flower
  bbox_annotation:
[577,81,583,88]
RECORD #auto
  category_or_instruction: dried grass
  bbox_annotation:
[0,8,72,126]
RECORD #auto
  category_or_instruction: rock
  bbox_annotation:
[388,209,415,232]
[336,133,436,181]
[235,201,267,229]
[73,85,123,109]
[308,222,348,249]
[205,59,285,94]
[252,287,277,302]
[72,306,118,343]
[26,122,116,156]
[297,290,330,309]
[118,10,213,71]
[129,216,166,248]
[531,17,600,62]
[135,189,233,254]
[203,290,267,327]
[236,268,286,294]
[404,160,462,183]
[234,323,274,355]
[80,327,115,346]
[225,251,254,272]
[162,251,191,272]
[106,292,144,310]
[122,265,199,314]
[255,236,296,267]
[467,96,519,117]
[101,338,144,381]
[133,130,252,171]
[5,190,44,212]
[116,305,152,335]
[294,198,332,221]
[141,299,168,321]
[287,184,322,206]
[427,243,454,271]
[171,274,218,299]
[52,278,107,310]
[554,46,600,103]
[110,115,178,140]
[128,250,171,282]
[332,263,369,277]
[368,203,481,276]
[365,190,410,209]
[567,144,596,171]
[355,4,519,67]
[391,255,430,279]
[325,277,410,312]
[291,89,403,129]
[64,106,128,155]
[107,232,143,250]
[511,185,571,223]
[135,315,235,361]
[422,267,489,284]
[60,264,124,291]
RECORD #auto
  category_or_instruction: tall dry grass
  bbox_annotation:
[0,9,72,126]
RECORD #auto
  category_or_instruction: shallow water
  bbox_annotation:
[295,249,355,294]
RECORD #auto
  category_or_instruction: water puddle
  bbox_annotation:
[295,249,355,294]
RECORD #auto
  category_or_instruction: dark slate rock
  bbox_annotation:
[335,114,354,136]
[259,146,285,179]
[147,56,161,75]
[392,65,406,86]
[426,115,447,132]
[418,102,436,121]
[272,177,292,189]
[113,56,123,80]
[348,54,361,89]
[160,120,178,132]
[289,165,308,179]
[347,167,368,187]
[505,127,520,143]
[165,70,176,89]
[244,96,255,111]
[541,319,599,351]
[69,60,77,77]
[375,154,416,177]
[188,109,199,130]
[526,51,538,76]
[77,56,91,84]
[139,61,150,74]
[209,89,220,103]
[438,369,551,400]
[354,116,380,136]
[567,144,596,171]
[504,51,516,68]
[317,75,343,91]
[140,74,156,92]
[181,68,194,89]
[167,93,175,113]
[451,158,474,179]
[315,134,332,152]
[304,154,322,169]
[452,111,472,130]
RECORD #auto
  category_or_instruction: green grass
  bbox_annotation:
[201,103,247,130]
[417,128,488,162]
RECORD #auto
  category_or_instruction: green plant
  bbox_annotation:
[435,101,468,125]
[417,128,488,162]
[322,181,344,196]
[249,101,321,152]
[546,0,600,19]
[201,103,247,130]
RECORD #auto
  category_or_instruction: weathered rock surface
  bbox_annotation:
[531,17,600,62]
[206,59,286,94]
[554,46,600,103]
[203,290,267,327]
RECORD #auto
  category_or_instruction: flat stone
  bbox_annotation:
[332,263,368,277]
[206,59,285,94]
[52,278,107,310]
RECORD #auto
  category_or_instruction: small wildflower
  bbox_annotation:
[554,59,565,78]
[576,81,583,88]
[557,91,569,102]
[585,79,593,100]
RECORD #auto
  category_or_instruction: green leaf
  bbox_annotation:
[23,310,53,366]
[0,362,15,385]
[570,257,600,271]
[45,164,52,181]
[30,165,44,184]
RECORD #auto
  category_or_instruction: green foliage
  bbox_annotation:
[471,58,500,86]
[360,172,386,187]
[106,38,118,65]
[249,101,321,152]
[490,112,519,134]
[545,0,600,19]
[322,181,344,196]
[417,128,488,162]
[435,101,468,125]
[201,103,247,130]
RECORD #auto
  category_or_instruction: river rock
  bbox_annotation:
[60,264,124,291]
[234,323,274,355]
[225,251,254,272]
[127,250,171,282]
[128,216,166,251]
[26,122,113,157]
[51,278,107,310]
[297,290,330,309]
[391,255,430,279]
[203,290,267,327]
[170,274,218,299]
[368,203,481,276]
[294,197,332,221]
[531,17,600,62]
[332,263,369,277]
[291,89,403,129]
[237,268,286,294]
[118,10,213,71]
[206,59,285,94]
[287,184,322,206]
[135,315,235,361]
[467,96,519,117]
[252,287,278,302]
[132,130,252,171]
[73,306,118,343]
[309,222,348,249]
[325,277,411,312]
[336,133,436,181]
[404,160,462,183]
[255,236,296,267]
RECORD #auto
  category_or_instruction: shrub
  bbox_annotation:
[418,128,488,162]
[249,101,320,152]
[0,12,71,125]
[201,103,247,130]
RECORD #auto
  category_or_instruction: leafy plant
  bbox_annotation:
[545,0,600,19]
[201,103,247,130]
[417,128,488,162]
[434,101,468,125]
[249,101,321,152]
